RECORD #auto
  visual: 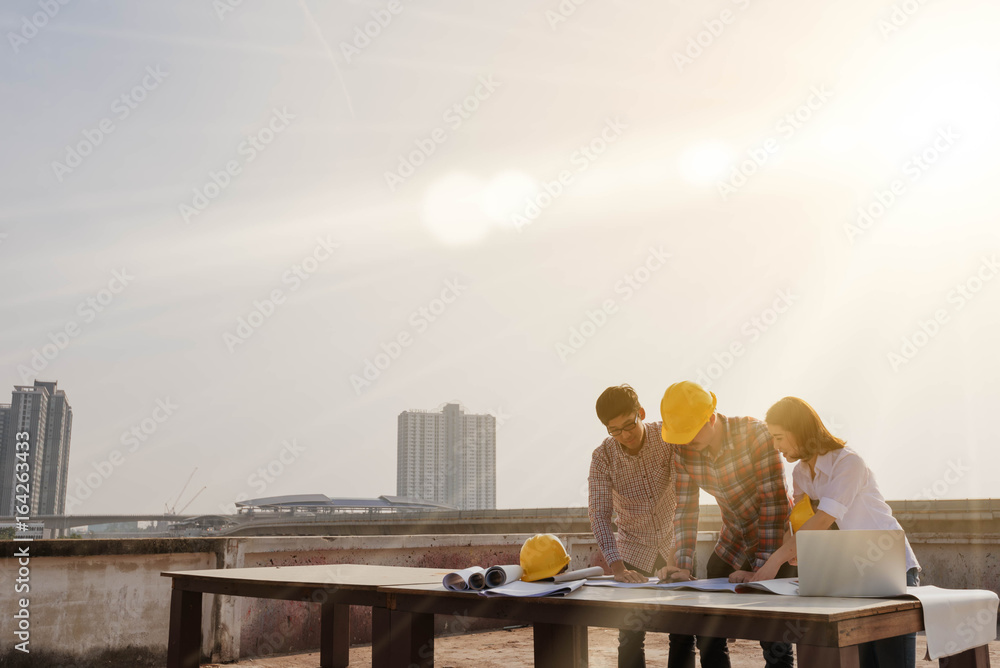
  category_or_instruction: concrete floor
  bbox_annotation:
[208,626,1000,667]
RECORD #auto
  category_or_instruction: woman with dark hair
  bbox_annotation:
[751,396,920,668]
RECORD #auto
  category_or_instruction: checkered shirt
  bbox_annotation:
[588,421,678,573]
[672,415,792,572]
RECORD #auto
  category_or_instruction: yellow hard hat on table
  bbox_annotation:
[660,381,718,443]
[520,534,571,582]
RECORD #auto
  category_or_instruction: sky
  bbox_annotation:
[1,0,999,516]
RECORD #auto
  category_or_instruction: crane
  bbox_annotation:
[165,467,198,515]
[176,486,207,515]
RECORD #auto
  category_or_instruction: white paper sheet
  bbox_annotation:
[583,576,661,589]
[905,585,999,659]
[479,579,586,597]
[738,578,801,596]
[549,566,606,583]
[443,566,487,591]
[484,564,523,588]
[585,576,800,596]
[654,577,746,593]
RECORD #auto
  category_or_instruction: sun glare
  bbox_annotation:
[679,143,734,185]
[421,171,538,245]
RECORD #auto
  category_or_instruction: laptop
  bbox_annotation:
[796,529,907,597]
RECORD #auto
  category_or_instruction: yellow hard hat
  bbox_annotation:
[660,381,717,444]
[520,534,571,582]
[789,494,815,533]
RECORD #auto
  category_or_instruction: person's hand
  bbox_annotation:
[788,556,798,566]
[749,563,780,582]
[656,566,693,582]
[728,570,754,583]
[614,568,647,583]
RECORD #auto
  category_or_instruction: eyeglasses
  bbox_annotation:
[608,413,641,437]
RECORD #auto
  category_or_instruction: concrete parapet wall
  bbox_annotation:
[0,546,216,666]
[909,534,1000,591]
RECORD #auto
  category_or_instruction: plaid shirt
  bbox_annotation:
[588,421,677,573]
[673,415,791,572]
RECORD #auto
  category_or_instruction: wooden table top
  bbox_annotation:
[380,582,923,622]
[162,563,449,589]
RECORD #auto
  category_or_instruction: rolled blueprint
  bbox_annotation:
[485,564,523,588]
[443,566,487,591]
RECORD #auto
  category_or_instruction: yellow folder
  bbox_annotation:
[789,494,815,533]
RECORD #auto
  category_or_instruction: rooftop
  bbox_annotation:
[202,628,1000,668]
[235,493,459,512]
[2,504,999,667]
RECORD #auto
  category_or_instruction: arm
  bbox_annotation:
[752,427,793,571]
[749,511,837,581]
[672,458,700,572]
[588,446,622,568]
[608,560,647,582]
[654,549,693,581]
[815,452,869,521]
[589,446,644,582]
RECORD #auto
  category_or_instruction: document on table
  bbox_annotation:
[479,579,586,597]
[484,564,523,587]
[905,585,999,660]
[541,566,606,583]
[585,577,800,596]
[445,565,600,591]
[443,566,487,591]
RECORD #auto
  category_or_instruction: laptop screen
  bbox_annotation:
[796,529,907,598]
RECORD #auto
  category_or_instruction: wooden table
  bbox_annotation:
[162,564,447,668]
[378,583,992,668]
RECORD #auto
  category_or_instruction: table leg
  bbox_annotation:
[796,643,860,668]
[389,610,434,668]
[939,645,991,667]
[534,622,588,668]
[167,586,202,668]
[320,601,350,668]
[372,606,391,668]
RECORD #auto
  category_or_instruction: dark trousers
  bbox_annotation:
[618,555,671,668]
[666,552,797,668]
[858,568,919,668]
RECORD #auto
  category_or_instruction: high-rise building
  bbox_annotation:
[397,403,495,510]
[0,404,10,485]
[0,380,73,516]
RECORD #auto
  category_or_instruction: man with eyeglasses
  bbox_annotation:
[589,384,687,668]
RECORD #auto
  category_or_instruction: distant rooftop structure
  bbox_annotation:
[165,515,235,531]
[235,494,457,514]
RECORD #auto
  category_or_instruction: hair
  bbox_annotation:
[596,384,640,426]
[765,396,845,459]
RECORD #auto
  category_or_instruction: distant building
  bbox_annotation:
[397,403,496,510]
[0,380,74,516]
[234,494,456,515]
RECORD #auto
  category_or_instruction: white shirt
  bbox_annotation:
[793,446,919,571]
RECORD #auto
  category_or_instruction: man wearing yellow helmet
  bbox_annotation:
[660,381,794,668]
[589,384,687,668]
